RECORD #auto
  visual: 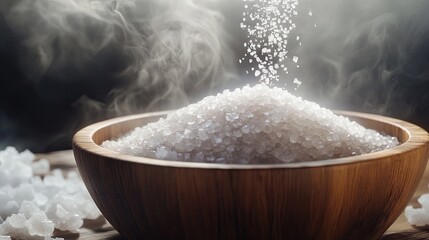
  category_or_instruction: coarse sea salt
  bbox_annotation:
[102,84,399,164]
[0,147,101,240]
[405,194,429,226]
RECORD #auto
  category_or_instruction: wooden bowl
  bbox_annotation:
[73,111,429,240]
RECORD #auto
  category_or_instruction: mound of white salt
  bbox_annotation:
[405,194,429,226]
[102,84,399,164]
[0,147,101,240]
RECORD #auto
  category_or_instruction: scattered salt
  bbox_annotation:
[405,194,429,226]
[31,159,50,175]
[102,84,399,164]
[0,147,101,240]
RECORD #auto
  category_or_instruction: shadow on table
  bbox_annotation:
[381,229,429,240]
[53,216,126,240]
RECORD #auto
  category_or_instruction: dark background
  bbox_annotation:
[1,0,428,152]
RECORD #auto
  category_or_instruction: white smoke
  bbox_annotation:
[281,0,429,130]
[0,0,239,151]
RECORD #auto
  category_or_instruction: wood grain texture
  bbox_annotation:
[72,111,429,240]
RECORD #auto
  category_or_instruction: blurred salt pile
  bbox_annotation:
[0,147,101,240]
[103,84,399,163]
[405,194,429,226]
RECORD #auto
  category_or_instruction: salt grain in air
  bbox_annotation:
[293,56,298,63]
[103,84,399,164]
[240,0,301,86]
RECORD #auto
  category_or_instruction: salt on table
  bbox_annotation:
[405,194,429,226]
[0,147,102,240]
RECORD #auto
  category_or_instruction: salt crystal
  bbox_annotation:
[31,159,50,175]
[293,78,301,85]
[3,202,19,218]
[0,147,102,239]
[226,113,239,122]
[241,125,251,134]
[27,213,55,236]
[292,56,298,63]
[5,214,26,229]
[34,194,48,206]
[197,129,209,141]
[214,136,223,144]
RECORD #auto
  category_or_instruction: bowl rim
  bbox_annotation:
[73,110,429,169]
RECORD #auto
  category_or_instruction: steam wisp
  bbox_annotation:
[0,0,238,151]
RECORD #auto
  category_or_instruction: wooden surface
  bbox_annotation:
[37,149,429,240]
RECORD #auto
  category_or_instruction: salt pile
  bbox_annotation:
[102,84,399,163]
[405,194,429,226]
[0,147,101,240]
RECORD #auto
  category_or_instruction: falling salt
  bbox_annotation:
[0,147,102,240]
[240,0,301,86]
[102,84,399,164]
[292,56,298,63]
[293,78,301,85]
